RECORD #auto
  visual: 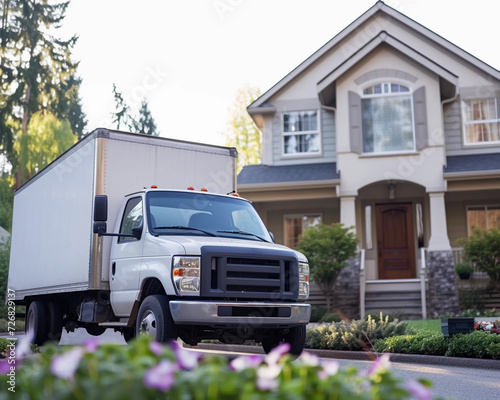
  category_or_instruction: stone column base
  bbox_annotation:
[426,250,460,318]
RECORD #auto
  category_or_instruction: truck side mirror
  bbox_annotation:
[94,195,108,236]
[94,195,108,222]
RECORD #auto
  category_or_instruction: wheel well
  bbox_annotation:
[139,278,166,303]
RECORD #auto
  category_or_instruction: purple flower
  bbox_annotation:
[299,351,319,367]
[265,342,290,365]
[318,359,339,379]
[406,380,432,400]
[51,347,84,380]
[366,353,391,376]
[144,360,177,392]
[169,340,201,370]
[0,359,10,375]
[16,332,33,359]
[230,354,263,371]
[83,338,99,353]
[149,341,164,356]
[175,347,201,370]
[256,364,281,391]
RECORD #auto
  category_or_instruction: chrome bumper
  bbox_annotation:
[169,301,310,327]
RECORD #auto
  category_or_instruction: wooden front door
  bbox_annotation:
[375,203,416,279]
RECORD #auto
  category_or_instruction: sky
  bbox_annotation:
[58,0,500,146]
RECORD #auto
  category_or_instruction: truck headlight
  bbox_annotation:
[173,256,200,295]
[298,262,309,300]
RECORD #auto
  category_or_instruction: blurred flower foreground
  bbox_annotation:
[0,335,434,400]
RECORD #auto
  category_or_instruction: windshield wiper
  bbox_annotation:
[153,226,218,237]
[216,230,269,242]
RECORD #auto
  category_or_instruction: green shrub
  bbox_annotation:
[0,334,435,400]
[487,342,500,359]
[309,306,327,322]
[446,331,500,359]
[374,331,448,356]
[459,228,500,290]
[0,318,25,333]
[305,314,408,351]
[319,311,342,323]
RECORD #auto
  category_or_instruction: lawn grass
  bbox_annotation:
[406,319,441,333]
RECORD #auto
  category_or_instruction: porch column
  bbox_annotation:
[340,196,356,230]
[427,191,451,251]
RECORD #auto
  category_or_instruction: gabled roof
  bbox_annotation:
[248,1,500,113]
[238,162,339,187]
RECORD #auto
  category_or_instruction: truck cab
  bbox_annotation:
[95,187,310,354]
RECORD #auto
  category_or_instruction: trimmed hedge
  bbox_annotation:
[373,330,500,360]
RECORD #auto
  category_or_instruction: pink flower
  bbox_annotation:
[149,341,164,356]
[83,338,99,353]
[0,359,10,375]
[256,363,281,391]
[16,331,33,359]
[406,380,432,400]
[144,360,177,392]
[366,353,391,376]
[230,354,263,371]
[265,342,291,365]
[169,340,201,370]
[318,359,339,379]
[299,351,319,366]
[51,347,84,380]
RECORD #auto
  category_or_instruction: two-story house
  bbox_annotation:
[238,1,500,319]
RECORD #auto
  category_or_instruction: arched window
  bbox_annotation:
[361,83,415,153]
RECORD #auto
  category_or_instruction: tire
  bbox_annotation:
[262,325,307,356]
[26,301,49,346]
[47,302,63,342]
[136,295,177,342]
[122,328,136,343]
[85,324,107,336]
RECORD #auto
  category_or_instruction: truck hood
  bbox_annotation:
[148,235,308,263]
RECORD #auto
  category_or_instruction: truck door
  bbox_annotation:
[110,196,144,316]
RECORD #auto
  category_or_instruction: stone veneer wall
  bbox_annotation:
[426,250,460,318]
[332,255,361,320]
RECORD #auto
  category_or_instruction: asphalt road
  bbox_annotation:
[4,328,500,400]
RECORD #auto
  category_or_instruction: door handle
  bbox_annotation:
[112,262,116,276]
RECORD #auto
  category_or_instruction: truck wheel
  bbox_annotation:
[262,325,307,356]
[47,302,63,342]
[136,295,177,342]
[26,301,49,345]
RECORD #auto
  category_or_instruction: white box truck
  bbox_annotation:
[8,129,310,354]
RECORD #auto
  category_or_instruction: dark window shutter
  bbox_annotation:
[413,86,428,150]
[348,91,363,153]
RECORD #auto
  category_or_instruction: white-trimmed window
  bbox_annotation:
[283,111,320,155]
[361,83,415,153]
[284,214,322,248]
[467,205,500,235]
[462,98,500,144]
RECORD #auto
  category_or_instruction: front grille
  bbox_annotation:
[200,246,299,300]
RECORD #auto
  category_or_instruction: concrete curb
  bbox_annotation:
[191,343,500,370]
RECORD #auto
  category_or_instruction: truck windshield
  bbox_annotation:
[146,191,273,242]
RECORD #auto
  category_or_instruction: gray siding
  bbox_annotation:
[444,98,500,156]
[443,100,463,154]
[272,108,337,166]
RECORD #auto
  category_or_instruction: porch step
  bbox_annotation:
[364,290,423,319]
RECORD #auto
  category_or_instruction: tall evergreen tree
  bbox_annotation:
[0,0,86,187]
[133,99,159,136]
[112,84,159,136]
[111,83,131,131]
